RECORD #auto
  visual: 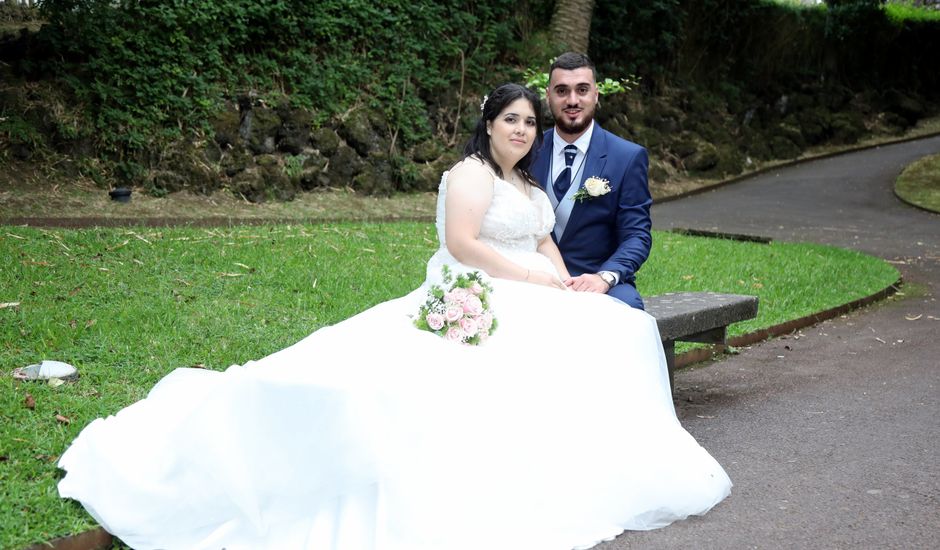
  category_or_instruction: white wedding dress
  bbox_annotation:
[58,171,731,550]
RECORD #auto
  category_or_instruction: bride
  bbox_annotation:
[57,83,731,550]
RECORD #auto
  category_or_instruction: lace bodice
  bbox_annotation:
[435,171,555,252]
[425,169,557,285]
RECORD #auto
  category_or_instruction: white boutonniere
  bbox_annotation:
[571,176,611,202]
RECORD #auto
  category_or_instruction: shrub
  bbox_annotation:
[29,1,516,157]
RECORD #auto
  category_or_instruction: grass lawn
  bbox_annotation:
[895,152,940,214]
[0,223,899,548]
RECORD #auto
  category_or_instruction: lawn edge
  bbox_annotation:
[21,527,112,550]
[674,276,903,369]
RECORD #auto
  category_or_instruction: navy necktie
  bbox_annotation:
[554,144,578,201]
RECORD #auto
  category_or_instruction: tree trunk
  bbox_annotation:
[549,0,596,55]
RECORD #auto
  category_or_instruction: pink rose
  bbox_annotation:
[469,282,484,295]
[459,316,478,336]
[445,305,463,323]
[445,326,464,342]
[462,295,483,316]
[446,287,470,304]
[479,311,493,331]
[426,312,445,331]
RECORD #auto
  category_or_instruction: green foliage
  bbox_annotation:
[282,154,307,180]
[0,114,43,149]
[596,76,641,95]
[30,0,517,156]
[590,0,683,89]
[885,1,940,23]
[523,59,639,97]
[590,0,939,98]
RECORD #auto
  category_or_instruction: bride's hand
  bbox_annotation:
[526,270,567,290]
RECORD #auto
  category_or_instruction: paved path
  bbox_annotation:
[600,135,940,549]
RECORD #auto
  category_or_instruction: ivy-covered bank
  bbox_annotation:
[1,0,938,200]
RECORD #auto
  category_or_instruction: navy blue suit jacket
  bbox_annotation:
[532,124,652,300]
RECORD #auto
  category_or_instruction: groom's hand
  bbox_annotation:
[564,274,610,293]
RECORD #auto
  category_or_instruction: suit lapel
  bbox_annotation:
[559,125,609,245]
[532,129,554,190]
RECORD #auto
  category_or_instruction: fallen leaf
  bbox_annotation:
[84,319,97,328]
[682,275,694,280]
[752,282,764,289]
[55,414,71,424]
[48,378,65,388]
[129,232,153,245]
[0,302,20,310]
[24,393,36,409]
[218,272,243,277]
[905,314,922,321]
[106,239,130,251]
[233,262,252,270]
[69,319,77,328]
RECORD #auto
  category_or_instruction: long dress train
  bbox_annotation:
[57,171,732,550]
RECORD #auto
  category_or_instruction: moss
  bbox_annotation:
[339,110,381,156]
[310,127,341,157]
[829,111,866,145]
[352,153,394,196]
[247,109,281,155]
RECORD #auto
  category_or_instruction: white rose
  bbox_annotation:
[584,177,611,197]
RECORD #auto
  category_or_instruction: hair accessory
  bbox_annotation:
[479,95,488,112]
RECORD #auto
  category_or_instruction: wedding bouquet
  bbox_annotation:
[413,266,497,345]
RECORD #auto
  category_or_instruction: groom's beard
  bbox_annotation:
[552,103,595,136]
[556,116,592,136]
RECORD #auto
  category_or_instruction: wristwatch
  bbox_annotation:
[598,271,616,289]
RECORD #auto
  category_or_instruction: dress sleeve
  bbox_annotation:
[533,188,556,240]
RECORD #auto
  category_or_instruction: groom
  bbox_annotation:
[532,52,652,310]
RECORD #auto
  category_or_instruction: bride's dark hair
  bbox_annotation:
[462,83,543,185]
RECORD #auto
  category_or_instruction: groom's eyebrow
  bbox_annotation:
[553,81,591,91]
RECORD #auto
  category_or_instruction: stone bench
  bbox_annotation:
[645,292,759,392]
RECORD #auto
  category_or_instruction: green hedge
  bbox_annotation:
[591,0,940,96]
[26,0,516,153]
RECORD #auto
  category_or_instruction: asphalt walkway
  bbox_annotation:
[600,135,940,549]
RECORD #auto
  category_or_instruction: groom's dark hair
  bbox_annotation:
[550,52,597,82]
[462,83,543,186]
